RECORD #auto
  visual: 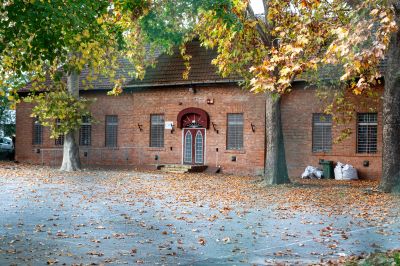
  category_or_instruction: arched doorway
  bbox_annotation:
[177,108,209,165]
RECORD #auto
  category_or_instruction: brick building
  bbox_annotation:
[16,41,383,179]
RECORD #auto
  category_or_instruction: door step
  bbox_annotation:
[159,164,208,174]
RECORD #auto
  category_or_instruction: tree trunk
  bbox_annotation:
[60,71,81,171]
[380,10,400,193]
[263,93,290,185]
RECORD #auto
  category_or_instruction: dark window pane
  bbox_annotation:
[33,118,43,145]
[312,114,332,152]
[227,113,243,150]
[150,115,164,147]
[79,116,91,146]
[357,113,378,153]
[55,119,64,146]
[105,115,118,147]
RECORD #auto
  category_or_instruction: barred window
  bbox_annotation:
[105,115,118,147]
[227,113,244,150]
[150,114,164,147]
[312,114,332,152]
[32,118,43,145]
[79,116,91,146]
[357,113,377,153]
[55,119,64,146]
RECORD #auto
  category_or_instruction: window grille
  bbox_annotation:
[357,113,377,153]
[312,114,332,152]
[150,114,164,147]
[32,118,43,145]
[227,113,244,150]
[55,119,64,146]
[79,116,91,146]
[105,115,118,147]
[195,131,203,164]
[184,131,192,163]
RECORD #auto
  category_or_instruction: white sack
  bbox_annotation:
[301,166,323,179]
[334,162,358,180]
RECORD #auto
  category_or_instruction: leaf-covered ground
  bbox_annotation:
[0,162,399,265]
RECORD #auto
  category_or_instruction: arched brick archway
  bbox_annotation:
[177,107,209,129]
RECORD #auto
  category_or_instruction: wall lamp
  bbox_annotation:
[212,122,219,134]
[251,123,256,133]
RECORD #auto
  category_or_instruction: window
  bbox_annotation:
[55,119,64,146]
[312,114,332,152]
[150,114,164,147]
[33,118,43,145]
[79,116,91,146]
[227,113,244,150]
[195,131,203,164]
[357,113,377,153]
[184,131,192,163]
[105,115,118,147]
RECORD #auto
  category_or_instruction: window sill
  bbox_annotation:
[148,147,165,151]
[312,151,332,155]
[355,152,379,156]
[224,149,246,154]
[104,147,119,150]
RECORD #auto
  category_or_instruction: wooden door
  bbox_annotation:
[183,128,205,165]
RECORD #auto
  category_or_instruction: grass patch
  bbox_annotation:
[344,250,400,265]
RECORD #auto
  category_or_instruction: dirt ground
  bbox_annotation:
[0,162,398,265]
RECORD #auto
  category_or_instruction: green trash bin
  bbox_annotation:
[319,160,334,179]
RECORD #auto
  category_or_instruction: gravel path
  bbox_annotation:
[0,163,398,265]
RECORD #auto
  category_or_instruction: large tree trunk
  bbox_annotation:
[60,72,81,171]
[380,9,400,193]
[263,93,290,185]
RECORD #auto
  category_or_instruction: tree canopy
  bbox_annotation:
[2,0,400,191]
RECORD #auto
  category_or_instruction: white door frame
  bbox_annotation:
[181,128,206,165]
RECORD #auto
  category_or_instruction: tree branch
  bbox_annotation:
[246,4,271,46]
[393,1,400,15]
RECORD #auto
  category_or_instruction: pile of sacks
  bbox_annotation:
[301,162,359,180]
[301,166,323,179]
[334,162,358,180]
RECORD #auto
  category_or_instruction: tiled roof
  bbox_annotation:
[20,40,388,93]
[20,41,239,93]
[126,40,241,87]
[20,58,135,92]
[80,58,135,90]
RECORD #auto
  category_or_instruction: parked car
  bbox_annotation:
[0,137,14,159]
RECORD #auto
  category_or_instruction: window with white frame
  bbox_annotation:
[32,118,43,145]
[55,119,64,146]
[357,113,377,153]
[79,116,91,146]
[195,131,203,164]
[227,113,244,150]
[150,114,164,147]
[105,115,118,147]
[312,114,332,152]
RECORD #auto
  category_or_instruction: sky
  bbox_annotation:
[250,0,265,14]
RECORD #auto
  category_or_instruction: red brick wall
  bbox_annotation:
[15,84,266,175]
[281,85,383,179]
[15,84,384,179]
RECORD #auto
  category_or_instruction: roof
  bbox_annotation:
[20,41,239,93]
[20,58,135,92]
[20,40,388,93]
[80,58,135,90]
[126,40,241,87]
